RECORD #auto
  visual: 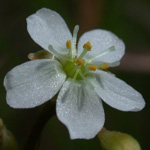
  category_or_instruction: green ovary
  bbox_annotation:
[63,60,85,80]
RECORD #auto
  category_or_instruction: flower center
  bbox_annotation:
[63,40,112,80]
[48,25,116,81]
[63,39,97,80]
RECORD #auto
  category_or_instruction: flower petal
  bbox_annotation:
[56,79,105,139]
[4,59,66,108]
[27,8,72,54]
[89,70,145,111]
[78,29,125,64]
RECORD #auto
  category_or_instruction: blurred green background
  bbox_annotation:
[0,0,150,149]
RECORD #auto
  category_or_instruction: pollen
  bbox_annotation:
[76,58,83,66]
[88,65,98,71]
[100,62,109,70]
[66,40,71,49]
[83,41,92,51]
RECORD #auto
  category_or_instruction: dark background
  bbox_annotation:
[0,0,150,149]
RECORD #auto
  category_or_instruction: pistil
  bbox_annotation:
[71,25,79,59]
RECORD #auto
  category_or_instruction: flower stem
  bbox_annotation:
[23,98,56,150]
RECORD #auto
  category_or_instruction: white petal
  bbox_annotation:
[78,29,125,64]
[27,8,72,54]
[89,70,145,111]
[56,79,105,139]
[4,59,66,108]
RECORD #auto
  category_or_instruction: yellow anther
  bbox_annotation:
[66,40,71,49]
[83,41,92,51]
[100,62,109,70]
[76,58,83,66]
[88,65,98,71]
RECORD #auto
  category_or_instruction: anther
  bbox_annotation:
[100,62,109,70]
[88,65,98,71]
[66,40,71,49]
[83,41,92,51]
[78,41,92,59]
[76,58,83,66]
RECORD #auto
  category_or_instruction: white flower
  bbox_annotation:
[4,8,145,139]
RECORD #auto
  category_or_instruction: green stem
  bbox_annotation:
[23,99,56,150]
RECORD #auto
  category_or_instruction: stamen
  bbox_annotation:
[84,46,115,64]
[100,62,109,70]
[78,41,92,59]
[88,65,98,71]
[83,41,92,51]
[71,25,79,59]
[48,45,72,62]
[76,58,83,66]
[66,40,71,49]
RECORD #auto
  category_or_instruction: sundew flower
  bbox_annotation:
[4,8,145,139]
